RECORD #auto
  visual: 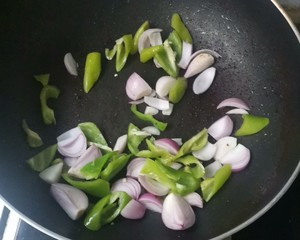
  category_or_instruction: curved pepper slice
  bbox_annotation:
[130,104,168,131]
[127,123,150,155]
[62,174,110,198]
[84,191,131,231]
[171,13,193,44]
[83,52,101,93]
[131,20,149,55]
[115,34,133,72]
[27,144,57,171]
[168,30,182,62]
[22,119,43,148]
[40,85,60,125]
[34,73,49,87]
[176,155,205,179]
[235,114,270,136]
[201,164,231,202]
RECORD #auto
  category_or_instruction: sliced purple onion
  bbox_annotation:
[184,53,214,78]
[208,115,234,140]
[149,32,163,46]
[217,98,250,110]
[50,183,88,220]
[226,108,249,115]
[183,192,203,208]
[144,96,170,111]
[64,53,78,76]
[57,127,87,158]
[204,161,223,178]
[162,193,195,230]
[63,157,78,167]
[171,138,183,146]
[154,138,180,155]
[155,76,176,97]
[113,134,128,153]
[178,41,193,69]
[214,136,237,161]
[126,72,152,101]
[126,158,146,179]
[121,199,146,220]
[138,175,169,196]
[219,144,251,172]
[68,145,101,179]
[39,162,63,184]
[138,193,163,213]
[111,177,142,200]
[192,67,216,94]
[192,142,216,161]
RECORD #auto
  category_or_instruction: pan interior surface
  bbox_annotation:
[0,0,299,239]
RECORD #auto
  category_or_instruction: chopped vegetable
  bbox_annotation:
[217,97,250,110]
[27,144,57,172]
[168,30,182,62]
[127,123,149,155]
[176,155,205,179]
[207,115,234,140]
[100,153,131,181]
[193,67,216,95]
[84,191,131,231]
[62,174,110,198]
[39,161,63,184]
[78,122,108,148]
[235,114,270,136]
[64,53,78,76]
[111,177,141,200]
[121,199,146,219]
[125,72,152,101]
[161,193,195,230]
[176,128,208,158]
[132,20,149,54]
[40,85,60,125]
[34,74,50,87]
[130,104,168,131]
[80,152,117,180]
[140,45,164,63]
[168,77,188,104]
[171,13,193,44]
[201,164,231,202]
[184,53,214,78]
[116,34,133,72]
[83,52,101,93]
[22,119,43,148]
[51,183,89,220]
[105,45,117,60]
[154,44,178,77]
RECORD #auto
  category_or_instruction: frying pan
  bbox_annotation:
[0,0,299,239]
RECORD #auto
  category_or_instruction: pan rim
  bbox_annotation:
[0,1,299,239]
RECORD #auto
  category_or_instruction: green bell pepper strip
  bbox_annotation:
[34,74,49,87]
[168,30,182,62]
[171,13,193,44]
[140,45,164,63]
[141,159,199,196]
[105,45,117,60]
[27,144,57,171]
[127,123,149,155]
[100,153,131,181]
[131,20,149,55]
[235,114,270,136]
[84,191,131,231]
[154,44,179,78]
[80,152,117,180]
[40,85,60,125]
[115,34,133,72]
[78,122,109,148]
[136,139,175,164]
[176,128,208,158]
[83,52,101,93]
[130,104,168,131]
[176,155,205,179]
[62,174,110,198]
[22,119,43,148]
[168,77,187,104]
[201,164,231,202]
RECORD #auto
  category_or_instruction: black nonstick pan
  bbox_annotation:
[0,0,299,239]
